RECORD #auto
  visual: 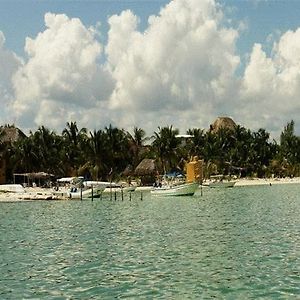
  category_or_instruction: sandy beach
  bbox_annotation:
[0,187,65,202]
[235,177,300,187]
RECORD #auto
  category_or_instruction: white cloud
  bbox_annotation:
[239,28,300,136]
[105,0,240,133]
[0,31,23,124]
[11,12,114,130]
[2,0,300,138]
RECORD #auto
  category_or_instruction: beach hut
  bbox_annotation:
[13,172,54,187]
[134,159,157,185]
[210,117,237,133]
[0,126,26,184]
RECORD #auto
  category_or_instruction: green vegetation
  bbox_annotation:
[1,120,300,183]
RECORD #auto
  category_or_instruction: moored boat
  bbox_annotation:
[150,182,199,197]
[103,184,136,193]
[68,187,97,199]
[0,184,25,193]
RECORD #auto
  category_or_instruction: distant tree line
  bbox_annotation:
[1,120,300,183]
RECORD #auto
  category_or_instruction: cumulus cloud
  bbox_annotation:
[106,0,240,132]
[8,0,242,134]
[11,12,114,130]
[0,31,23,123]
[240,28,300,136]
[2,0,300,138]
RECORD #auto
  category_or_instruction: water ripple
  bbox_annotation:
[0,185,300,299]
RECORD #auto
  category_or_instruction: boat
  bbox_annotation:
[103,184,136,193]
[0,184,25,193]
[67,187,98,199]
[52,186,104,199]
[206,175,236,188]
[150,182,199,196]
[53,177,108,199]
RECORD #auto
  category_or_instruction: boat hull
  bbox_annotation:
[151,182,199,196]
[103,186,136,193]
[208,181,236,188]
[53,187,103,199]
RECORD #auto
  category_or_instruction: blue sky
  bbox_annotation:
[223,1,300,53]
[1,0,300,138]
[0,0,169,56]
[2,0,300,59]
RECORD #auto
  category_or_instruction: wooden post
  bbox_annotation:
[91,185,94,201]
[110,183,112,201]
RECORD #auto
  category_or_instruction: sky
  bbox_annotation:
[1,0,300,139]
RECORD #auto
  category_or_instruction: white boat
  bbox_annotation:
[103,184,136,193]
[207,175,236,188]
[54,177,110,199]
[68,187,105,199]
[0,184,25,193]
[151,182,199,196]
[52,186,104,199]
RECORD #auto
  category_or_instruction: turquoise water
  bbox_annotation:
[0,185,299,299]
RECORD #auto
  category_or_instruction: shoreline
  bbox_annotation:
[235,177,300,187]
[0,177,300,202]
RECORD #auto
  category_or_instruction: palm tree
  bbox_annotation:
[279,120,300,176]
[84,129,106,180]
[62,121,87,175]
[230,125,253,176]
[104,125,131,177]
[186,128,205,159]
[152,125,180,174]
[10,137,37,173]
[128,127,147,168]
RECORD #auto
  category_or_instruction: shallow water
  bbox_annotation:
[0,185,299,299]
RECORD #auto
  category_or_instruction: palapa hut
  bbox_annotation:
[13,172,55,187]
[210,117,237,133]
[134,158,157,185]
[0,125,26,184]
[0,126,26,143]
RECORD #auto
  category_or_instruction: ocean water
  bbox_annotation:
[0,185,299,299]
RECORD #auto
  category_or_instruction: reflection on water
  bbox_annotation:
[0,184,300,299]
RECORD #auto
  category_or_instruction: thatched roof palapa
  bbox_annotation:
[14,172,54,179]
[134,159,157,176]
[210,117,237,133]
[0,126,26,143]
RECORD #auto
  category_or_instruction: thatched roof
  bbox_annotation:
[14,172,54,179]
[134,159,157,176]
[0,126,26,143]
[210,117,236,133]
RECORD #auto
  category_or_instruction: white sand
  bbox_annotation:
[235,177,300,186]
[0,187,65,202]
